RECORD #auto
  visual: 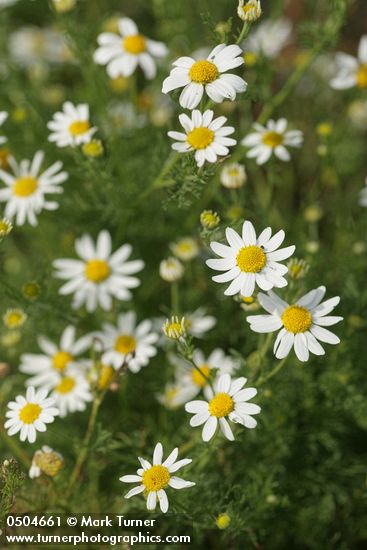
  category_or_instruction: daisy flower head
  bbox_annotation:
[220,162,247,189]
[243,18,292,59]
[53,230,144,312]
[162,44,247,109]
[170,237,199,261]
[206,220,295,297]
[20,325,92,389]
[162,316,186,341]
[94,17,168,80]
[29,446,63,478]
[51,371,92,418]
[159,257,184,282]
[0,217,13,239]
[100,311,158,372]
[47,102,97,148]
[120,442,195,513]
[4,387,59,444]
[246,286,343,362]
[237,0,262,22]
[0,150,67,226]
[242,119,303,165]
[171,348,241,404]
[359,178,367,207]
[168,110,236,168]
[185,373,260,442]
[0,111,8,144]
[330,35,367,90]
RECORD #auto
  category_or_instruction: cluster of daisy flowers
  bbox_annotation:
[1,5,351,517]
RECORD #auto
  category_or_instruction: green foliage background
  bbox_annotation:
[0,0,367,548]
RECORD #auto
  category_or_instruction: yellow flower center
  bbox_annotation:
[35,451,63,477]
[123,34,146,54]
[3,310,26,328]
[13,177,38,197]
[84,259,110,283]
[262,131,283,148]
[356,64,367,88]
[52,351,73,372]
[142,465,170,492]
[189,60,219,84]
[191,364,210,388]
[98,364,114,390]
[19,403,42,424]
[209,393,234,418]
[244,51,257,66]
[68,120,91,136]
[114,334,136,354]
[236,245,266,273]
[187,127,214,149]
[281,305,312,333]
[55,376,76,394]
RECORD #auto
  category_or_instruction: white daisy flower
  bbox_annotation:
[359,178,367,207]
[159,257,184,282]
[47,102,97,148]
[0,111,7,144]
[170,348,241,404]
[0,150,67,226]
[220,162,247,189]
[50,372,92,418]
[162,44,247,109]
[29,446,63,479]
[120,442,195,513]
[20,325,92,389]
[4,387,59,444]
[242,118,303,165]
[170,237,199,261]
[94,17,168,80]
[330,35,367,90]
[206,220,295,297]
[9,27,72,67]
[185,373,260,442]
[184,308,216,338]
[237,0,262,22]
[243,18,292,59]
[53,230,144,312]
[100,311,158,372]
[246,286,343,362]
[168,109,236,167]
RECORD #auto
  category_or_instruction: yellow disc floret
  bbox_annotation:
[356,64,367,88]
[191,364,210,388]
[142,465,170,492]
[123,34,146,54]
[19,403,42,424]
[281,305,312,333]
[68,120,90,136]
[55,376,76,394]
[209,392,234,418]
[52,351,73,372]
[236,245,266,273]
[187,127,214,149]
[262,131,283,148]
[114,334,136,354]
[84,259,110,283]
[13,177,38,197]
[189,60,219,84]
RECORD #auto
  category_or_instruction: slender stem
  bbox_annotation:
[257,357,288,385]
[236,22,250,45]
[0,423,31,468]
[66,394,102,497]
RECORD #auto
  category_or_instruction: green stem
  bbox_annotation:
[66,393,103,497]
[236,22,250,45]
[257,357,288,385]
